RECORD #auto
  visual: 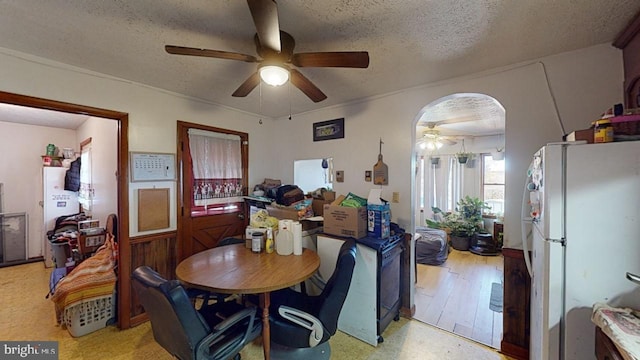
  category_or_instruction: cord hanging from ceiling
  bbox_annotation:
[288,81,292,121]
[258,81,263,125]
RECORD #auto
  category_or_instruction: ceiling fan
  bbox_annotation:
[420,123,458,150]
[164,0,370,103]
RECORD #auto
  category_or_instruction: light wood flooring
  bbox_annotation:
[414,248,504,349]
[1,261,515,360]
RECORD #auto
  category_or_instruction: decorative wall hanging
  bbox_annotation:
[373,138,388,185]
[313,118,344,141]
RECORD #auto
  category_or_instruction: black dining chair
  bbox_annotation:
[267,239,357,360]
[132,265,261,360]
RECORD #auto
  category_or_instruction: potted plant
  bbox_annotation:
[455,139,473,164]
[426,196,489,251]
[491,147,505,160]
[456,151,473,164]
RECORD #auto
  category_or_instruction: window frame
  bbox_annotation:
[480,153,505,216]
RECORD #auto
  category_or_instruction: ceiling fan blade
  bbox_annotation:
[289,68,327,103]
[165,45,258,63]
[232,72,261,97]
[247,0,281,52]
[292,52,370,68]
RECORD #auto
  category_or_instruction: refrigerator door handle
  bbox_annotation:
[521,172,534,277]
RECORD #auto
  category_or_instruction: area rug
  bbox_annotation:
[490,282,503,313]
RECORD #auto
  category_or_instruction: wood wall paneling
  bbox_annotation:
[128,231,177,327]
[500,248,530,360]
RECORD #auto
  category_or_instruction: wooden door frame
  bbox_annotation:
[176,121,249,261]
[0,91,132,328]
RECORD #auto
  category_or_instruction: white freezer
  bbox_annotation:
[528,141,640,360]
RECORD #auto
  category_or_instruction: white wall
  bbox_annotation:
[271,43,623,251]
[0,47,278,238]
[76,117,118,226]
[0,121,77,258]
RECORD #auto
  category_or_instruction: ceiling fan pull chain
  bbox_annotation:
[288,81,292,120]
[259,81,263,125]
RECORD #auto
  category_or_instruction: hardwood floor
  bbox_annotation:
[414,248,504,349]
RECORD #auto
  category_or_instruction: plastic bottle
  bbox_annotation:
[265,228,274,254]
[276,225,293,255]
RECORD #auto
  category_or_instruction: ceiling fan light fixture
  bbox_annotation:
[259,64,289,86]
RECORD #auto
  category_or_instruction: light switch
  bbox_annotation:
[336,170,344,182]
[392,192,400,203]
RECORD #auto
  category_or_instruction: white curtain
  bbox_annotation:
[188,130,243,207]
[424,155,464,217]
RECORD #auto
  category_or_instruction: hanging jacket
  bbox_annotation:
[64,157,81,192]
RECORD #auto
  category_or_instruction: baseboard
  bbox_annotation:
[400,305,415,318]
[500,340,529,360]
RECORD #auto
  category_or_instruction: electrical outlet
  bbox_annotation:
[392,192,400,203]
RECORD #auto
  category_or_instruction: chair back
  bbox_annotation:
[132,266,210,360]
[316,239,357,336]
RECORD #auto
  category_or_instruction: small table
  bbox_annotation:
[176,244,320,360]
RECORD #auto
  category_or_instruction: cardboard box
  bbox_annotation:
[564,129,593,143]
[323,191,336,201]
[323,204,367,239]
[265,205,320,231]
[265,204,300,221]
[312,199,331,216]
[367,203,390,239]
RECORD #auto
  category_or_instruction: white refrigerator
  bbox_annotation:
[523,141,640,360]
[42,167,79,267]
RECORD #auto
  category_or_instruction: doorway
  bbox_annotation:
[412,93,506,349]
[0,91,132,327]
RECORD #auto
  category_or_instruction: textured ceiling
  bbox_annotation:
[0,0,638,120]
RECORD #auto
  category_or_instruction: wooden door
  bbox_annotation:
[177,121,248,260]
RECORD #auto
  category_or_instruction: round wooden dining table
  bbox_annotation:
[176,244,320,360]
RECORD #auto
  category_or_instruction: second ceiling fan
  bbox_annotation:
[165,0,370,103]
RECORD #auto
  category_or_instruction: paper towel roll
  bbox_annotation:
[293,221,303,255]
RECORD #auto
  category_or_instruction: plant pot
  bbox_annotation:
[491,151,505,160]
[457,156,468,164]
[450,234,471,251]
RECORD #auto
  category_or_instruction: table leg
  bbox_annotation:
[259,292,271,360]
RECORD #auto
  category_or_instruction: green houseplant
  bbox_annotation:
[426,196,489,251]
[455,139,473,164]
[455,151,473,164]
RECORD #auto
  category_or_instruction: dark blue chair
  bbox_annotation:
[132,265,261,360]
[268,239,357,360]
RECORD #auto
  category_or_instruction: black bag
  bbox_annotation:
[275,185,304,206]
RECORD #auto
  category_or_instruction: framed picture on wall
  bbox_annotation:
[313,118,345,141]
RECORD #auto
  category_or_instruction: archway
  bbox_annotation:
[412,92,506,348]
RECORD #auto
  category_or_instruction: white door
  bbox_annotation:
[530,222,562,360]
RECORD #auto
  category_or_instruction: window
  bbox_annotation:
[481,154,505,216]
[187,129,243,217]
